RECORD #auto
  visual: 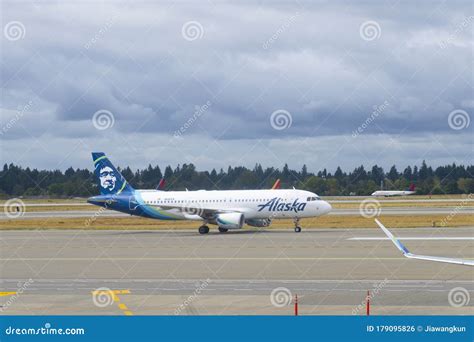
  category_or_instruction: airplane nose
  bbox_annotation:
[323,201,332,214]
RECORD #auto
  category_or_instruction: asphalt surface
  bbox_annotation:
[0,228,472,315]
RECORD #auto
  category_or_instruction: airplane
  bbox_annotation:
[271,179,281,190]
[87,153,332,234]
[371,183,416,197]
[156,178,165,190]
[375,219,473,266]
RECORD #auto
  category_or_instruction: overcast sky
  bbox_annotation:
[1,1,472,173]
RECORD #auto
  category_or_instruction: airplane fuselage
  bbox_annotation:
[371,190,416,197]
[88,189,332,222]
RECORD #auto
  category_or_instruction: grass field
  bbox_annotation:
[0,214,472,230]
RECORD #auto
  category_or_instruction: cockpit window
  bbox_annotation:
[306,196,320,201]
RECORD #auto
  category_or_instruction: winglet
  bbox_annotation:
[374,219,410,255]
[375,219,474,266]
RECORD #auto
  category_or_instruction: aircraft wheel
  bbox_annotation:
[294,226,302,233]
[199,225,210,234]
[218,227,228,233]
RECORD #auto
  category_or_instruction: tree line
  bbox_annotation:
[1,161,473,198]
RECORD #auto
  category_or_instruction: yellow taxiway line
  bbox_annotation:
[91,289,133,316]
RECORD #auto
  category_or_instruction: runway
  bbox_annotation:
[0,228,472,315]
[2,207,473,219]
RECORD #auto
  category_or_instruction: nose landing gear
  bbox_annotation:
[294,217,302,233]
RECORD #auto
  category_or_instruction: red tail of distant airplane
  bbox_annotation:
[271,179,281,190]
[157,178,165,190]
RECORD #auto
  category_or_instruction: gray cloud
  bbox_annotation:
[1,1,472,171]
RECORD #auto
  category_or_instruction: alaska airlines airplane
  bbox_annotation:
[87,153,332,234]
[371,184,416,197]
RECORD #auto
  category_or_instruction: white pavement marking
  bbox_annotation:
[348,237,474,241]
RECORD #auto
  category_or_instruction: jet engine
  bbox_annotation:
[216,213,244,229]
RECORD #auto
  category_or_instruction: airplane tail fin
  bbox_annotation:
[408,183,416,191]
[92,152,134,195]
[271,179,281,190]
[157,178,165,190]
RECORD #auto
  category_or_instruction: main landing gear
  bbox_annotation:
[293,217,302,233]
[198,224,228,234]
[198,225,210,234]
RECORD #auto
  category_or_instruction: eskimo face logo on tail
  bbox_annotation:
[99,166,117,191]
[257,197,306,213]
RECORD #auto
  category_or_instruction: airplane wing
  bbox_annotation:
[375,219,474,266]
[154,203,249,219]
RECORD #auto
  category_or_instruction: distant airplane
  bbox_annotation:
[375,219,473,266]
[87,153,332,234]
[156,178,165,190]
[271,179,281,190]
[371,183,416,197]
